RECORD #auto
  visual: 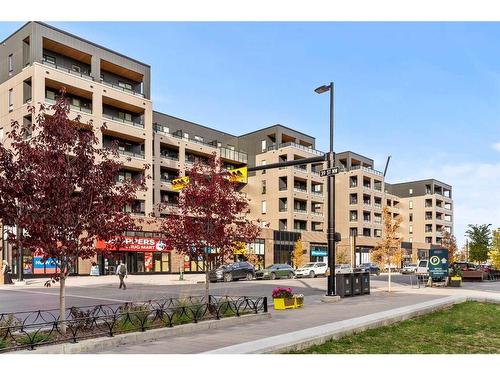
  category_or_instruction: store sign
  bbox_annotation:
[311,246,328,257]
[96,236,170,252]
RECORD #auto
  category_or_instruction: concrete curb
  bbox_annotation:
[203,295,500,354]
[17,312,271,354]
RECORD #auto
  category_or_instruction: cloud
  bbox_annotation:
[493,142,500,152]
[392,161,500,248]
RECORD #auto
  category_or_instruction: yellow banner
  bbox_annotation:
[227,166,247,183]
[171,176,190,191]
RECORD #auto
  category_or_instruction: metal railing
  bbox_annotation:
[42,60,94,81]
[100,80,144,98]
[160,154,179,161]
[45,97,92,114]
[293,187,307,193]
[279,142,324,156]
[294,209,307,214]
[0,295,267,352]
[117,149,145,159]
[103,113,144,129]
[294,166,308,173]
[349,165,384,176]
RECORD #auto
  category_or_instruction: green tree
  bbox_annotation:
[489,229,500,269]
[466,224,492,263]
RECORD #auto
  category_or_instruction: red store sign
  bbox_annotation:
[96,236,170,252]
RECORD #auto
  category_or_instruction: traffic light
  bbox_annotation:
[171,176,190,191]
[226,166,247,183]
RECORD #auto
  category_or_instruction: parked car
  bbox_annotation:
[357,262,381,276]
[295,262,328,278]
[335,264,353,274]
[401,263,418,274]
[255,264,295,280]
[208,261,255,282]
[416,259,428,275]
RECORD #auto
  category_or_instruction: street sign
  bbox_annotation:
[428,248,449,281]
[227,166,248,183]
[320,167,339,177]
[172,176,190,191]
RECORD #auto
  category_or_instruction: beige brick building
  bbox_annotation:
[0,22,453,277]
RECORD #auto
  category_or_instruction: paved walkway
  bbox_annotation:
[96,282,500,354]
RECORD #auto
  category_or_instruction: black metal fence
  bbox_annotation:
[0,295,267,353]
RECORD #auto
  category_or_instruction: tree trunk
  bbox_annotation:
[59,273,66,334]
[388,264,392,292]
[205,267,210,304]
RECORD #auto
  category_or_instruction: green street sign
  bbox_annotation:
[429,249,449,280]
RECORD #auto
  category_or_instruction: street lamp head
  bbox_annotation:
[314,84,331,94]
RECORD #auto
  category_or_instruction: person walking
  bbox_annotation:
[116,260,127,290]
[2,260,13,284]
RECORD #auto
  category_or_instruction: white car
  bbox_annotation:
[401,263,418,274]
[416,259,429,275]
[295,262,328,278]
[335,264,353,274]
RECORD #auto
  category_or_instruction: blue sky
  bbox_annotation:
[1,22,499,246]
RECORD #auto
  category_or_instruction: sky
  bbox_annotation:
[0,21,498,246]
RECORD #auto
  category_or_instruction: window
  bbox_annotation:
[8,89,13,112]
[409,237,413,243]
[8,54,13,74]
[409,188,413,195]
[409,225,413,234]
[194,135,204,143]
[118,81,133,91]
[409,200,413,209]
[261,140,266,152]
[261,200,267,214]
[43,54,56,65]
[261,160,266,174]
[183,132,189,139]
[409,213,413,222]
[261,180,266,194]
[0,128,3,140]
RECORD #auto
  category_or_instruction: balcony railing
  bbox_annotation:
[311,191,324,197]
[42,60,94,81]
[117,149,145,159]
[294,209,307,214]
[45,97,92,114]
[100,79,144,97]
[311,211,324,216]
[350,165,384,176]
[294,187,307,193]
[154,123,169,135]
[160,154,179,161]
[219,147,248,164]
[103,113,144,129]
[294,166,308,173]
[374,203,382,208]
[279,142,324,156]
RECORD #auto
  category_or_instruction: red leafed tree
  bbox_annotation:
[160,155,260,301]
[0,91,146,331]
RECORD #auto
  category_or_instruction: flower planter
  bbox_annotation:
[449,276,462,287]
[273,297,303,310]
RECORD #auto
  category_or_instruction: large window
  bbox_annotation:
[261,200,267,214]
[8,54,13,74]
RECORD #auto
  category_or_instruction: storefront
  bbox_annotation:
[96,232,172,275]
[310,244,328,262]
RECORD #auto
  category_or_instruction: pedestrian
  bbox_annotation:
[2,260,13,284]
[116,260,127,290]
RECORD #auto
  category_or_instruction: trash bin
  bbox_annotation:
[360,271,370,294]
[352,273,362,295]
[335,273,352,297]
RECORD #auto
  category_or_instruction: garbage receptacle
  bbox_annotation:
[360,271,370,294]
[352,272,362,295]
[335,273,352,297]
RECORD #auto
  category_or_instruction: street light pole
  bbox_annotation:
[315,82,336,296]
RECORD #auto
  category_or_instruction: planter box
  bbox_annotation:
[273,297,303,310]
[449,276,462,287]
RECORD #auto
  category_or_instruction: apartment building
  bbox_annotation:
[0,22,154,276]
[0,22,454,277]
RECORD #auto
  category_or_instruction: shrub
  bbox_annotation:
[272,287,293,299]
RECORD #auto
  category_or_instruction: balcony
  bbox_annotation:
[160,154,179,162]
[350,165,384,177]
[294,165,308,173]
[103,113,144,129]
[311,190,324,197]
[42,59,94,81]
[268,142,324,156]
[294,187,307,194]
[45,96,92,114]
[311,211,324,217]
[117,149,145,159]
[101,79,144,98]
[219,147,248,164]
[294,208,307,214]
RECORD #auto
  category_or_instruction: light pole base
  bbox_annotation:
[14,280,27,286]
[321,295,341,303]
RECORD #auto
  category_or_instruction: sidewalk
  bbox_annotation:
[96,284,500,354]
[0,273,207,289]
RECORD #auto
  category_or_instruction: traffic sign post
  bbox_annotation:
[320,166,339,177]
[428,248,449,281]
